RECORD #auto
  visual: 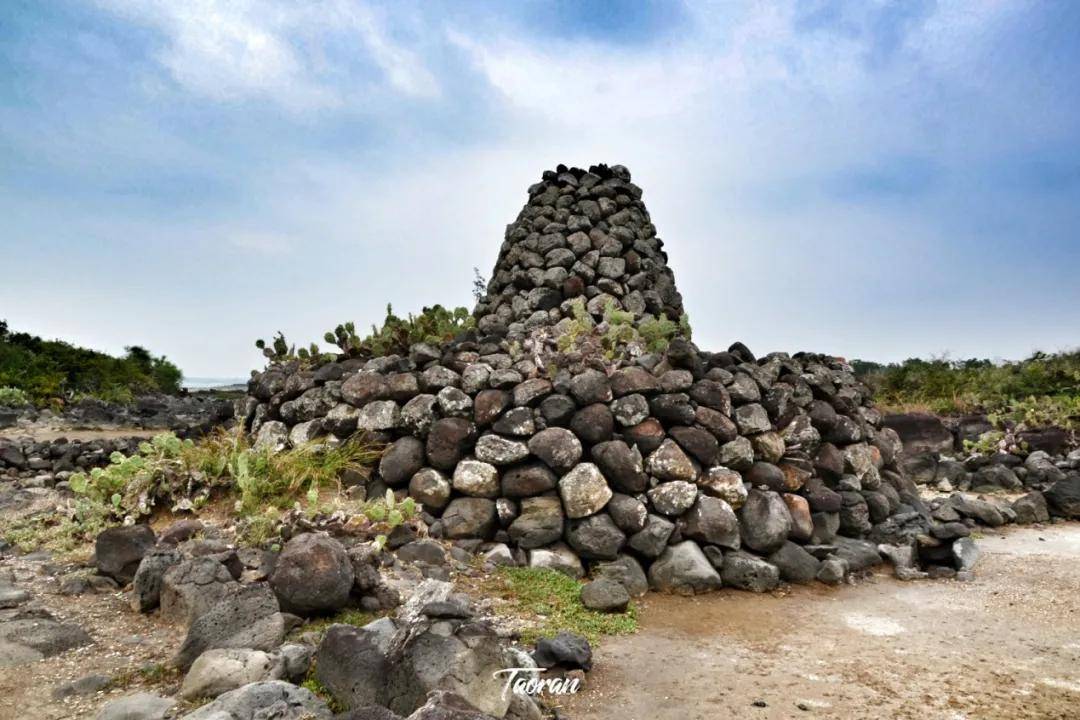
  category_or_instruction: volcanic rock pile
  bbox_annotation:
[472,163,685,339]
[240,164,973,592]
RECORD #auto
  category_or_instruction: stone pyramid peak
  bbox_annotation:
[473,164,685,341]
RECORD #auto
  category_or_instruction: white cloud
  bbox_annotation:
[97,0,438,111]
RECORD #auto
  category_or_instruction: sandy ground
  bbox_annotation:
[560,524,1080,720]
[3,524,1078,719]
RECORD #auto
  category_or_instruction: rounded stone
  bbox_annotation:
[269,533,354,615]
[527,427,583,474]
[452,459,500,498]
[409,468,452,510]
[558,463,613,519]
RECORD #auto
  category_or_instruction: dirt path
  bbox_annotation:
[560,524,1080,720]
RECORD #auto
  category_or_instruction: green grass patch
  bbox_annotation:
[494,567,638,645]
[300,670,345,713]
[291,608,382,641]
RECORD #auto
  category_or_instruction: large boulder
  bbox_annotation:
[647,541,722,594]
[181,680,331,720]
[96,693,175,720]
[131,548,182,613]
[566,514,626,560]
[1045,476,1080,519]
[269,533,354,615]
[737,490,792,554]
[593,555,649,598]
[180,648,282,700]
[95,525,156,585]
[1012,492,1050,524]
[882,413,954,454]
[315,624,389,709]
[591,441,648,493]
[721,551,781,592]
[380,438,427,486]
[766,542,820,584]
[384,625,520,717]
[679,496,740,550]
[426,419,475,471]
[174,584,285,670]
[161,557,238,625]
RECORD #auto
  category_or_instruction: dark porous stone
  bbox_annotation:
[623,418,666,455]
[766,541,821,584]
[441,498,498,539]
[566,514,626,560]
[425,418,475,471]
[737,490,791,554]
[721,551,780,593]
[533,631,592,671]
[745,461,786,492]
[379,437,426,487]
[606,493,648,534]
[569,370,613,405]
[96,525,156,585]
[473,389,510,427]
[580,578,630,612]
[501,462,558,497]
[591,440,647,493]
[668,426,719,466]
[570,404,615,445]
[610,367,660,397]
[1045,477,1080,519]
[539,394,577,427]
[649,394,696,426]
[269,533,354,615]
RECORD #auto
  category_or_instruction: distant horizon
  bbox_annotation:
[3,2,1078,376]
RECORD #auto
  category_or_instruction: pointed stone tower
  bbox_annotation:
[473,164,685,340]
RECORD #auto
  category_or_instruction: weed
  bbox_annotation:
[482,567,637,645]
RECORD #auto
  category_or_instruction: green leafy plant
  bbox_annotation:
[363,488,418,549]
[67,430,381,526]
[354,304,475,358]
[554,299,691,367]
[0,385,30,407]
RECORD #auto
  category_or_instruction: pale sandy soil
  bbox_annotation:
[560,524,1080,720]
[3,524,1078,719]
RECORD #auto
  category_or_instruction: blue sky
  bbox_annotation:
[1,1,1078,378]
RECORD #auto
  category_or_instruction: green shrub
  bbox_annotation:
[260,305,475,368]
[68,430,381,525]
[555,299,690,367]
[0,320,183,405]
[0,386,30,407]
[857,350,1080,432]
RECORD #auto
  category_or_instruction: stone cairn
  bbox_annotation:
[240,164,965,593]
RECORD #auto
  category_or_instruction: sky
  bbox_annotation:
[1,0,1078,380]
